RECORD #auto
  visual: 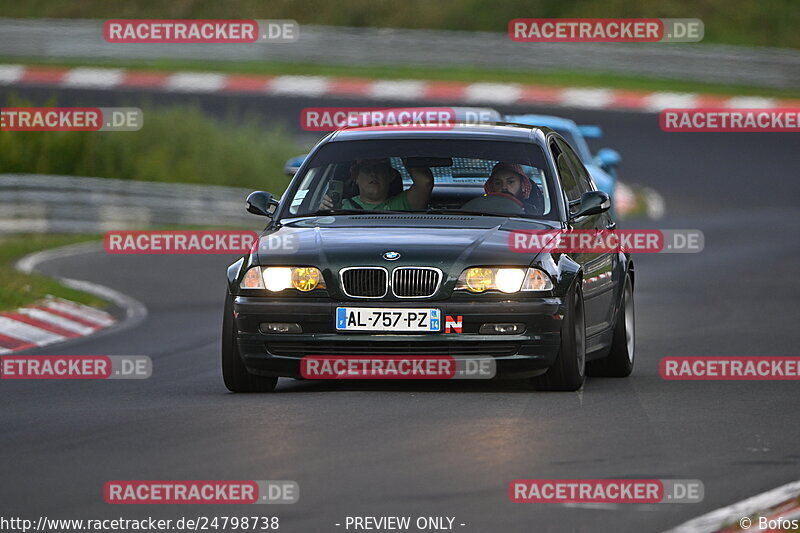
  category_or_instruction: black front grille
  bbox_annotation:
[392,267,440,297]
[341,268,387,298]
[267,342,519,357]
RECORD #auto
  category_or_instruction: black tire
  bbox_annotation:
[587,274,634,377]
[530,284,586,391]
[222,292,277,393]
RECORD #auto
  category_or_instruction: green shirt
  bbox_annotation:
[343,190,411,210]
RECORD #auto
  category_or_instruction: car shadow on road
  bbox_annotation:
[270,377,567,393]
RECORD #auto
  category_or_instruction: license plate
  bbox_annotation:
[336,307,441,332]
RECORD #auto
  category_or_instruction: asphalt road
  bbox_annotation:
[1,87,799,533]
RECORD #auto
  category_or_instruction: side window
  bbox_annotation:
[556,138,594,194]
[550,140,581,202]
[289,164,336,215]
[289,166,320,215]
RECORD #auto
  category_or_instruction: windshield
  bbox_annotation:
[281,138,557,221]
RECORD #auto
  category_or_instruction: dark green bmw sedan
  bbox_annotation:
[223,122,634,392]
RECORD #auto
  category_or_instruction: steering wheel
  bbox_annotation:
[460,192,525,215]
[486,192,524,207]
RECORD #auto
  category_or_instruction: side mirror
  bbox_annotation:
[594,147,621,169]
[284,154,307,177]
[246,191,279,217]
[570,190,611,219]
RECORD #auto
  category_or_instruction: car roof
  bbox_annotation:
[328,123,552,143]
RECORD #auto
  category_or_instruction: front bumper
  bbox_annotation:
[233,296,566,379]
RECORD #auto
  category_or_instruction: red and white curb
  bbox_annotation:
[12,240,148,349]
[664,479,800,533]
[615,181,665,219]
[0,296,115,354]
[1,64,798,112]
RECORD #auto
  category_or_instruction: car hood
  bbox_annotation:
[257,215,558,275]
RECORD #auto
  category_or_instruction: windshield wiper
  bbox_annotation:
[303,209,409,216]
[422,209,508,217]
[304,209,368,216]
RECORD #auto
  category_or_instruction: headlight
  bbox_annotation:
[240,267,326,292]
[291,267,323,291]
[264,267,293,292]
[456,267,553,293]
[464,267,494,292]
[495,268,526,293]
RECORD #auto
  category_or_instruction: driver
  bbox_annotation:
[484,162,544,215]
[320,158,433,211]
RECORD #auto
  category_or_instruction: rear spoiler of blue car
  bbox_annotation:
[284,154,308,176]
[577,125,603,139]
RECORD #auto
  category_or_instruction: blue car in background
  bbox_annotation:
[284,154,307,176]
[284,107,505,177]
[503,114,621,201]
[285,110,623,207]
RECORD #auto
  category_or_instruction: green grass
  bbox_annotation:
[0,98,302,313]
[0,95,304,191]
[0,234,107,312]
[7,56,800,100]
[2,0,799,49]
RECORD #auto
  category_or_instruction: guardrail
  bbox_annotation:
[0,174,260,233]
[1,19,798,89]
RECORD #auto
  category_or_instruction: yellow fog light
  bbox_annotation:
[464,267,494,293]
[291,267,325,291]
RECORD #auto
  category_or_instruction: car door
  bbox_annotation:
[553,137,617,339]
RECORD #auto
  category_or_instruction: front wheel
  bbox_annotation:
[587,274,634,377]
[222,292,277,393]
[530,285,586,391]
